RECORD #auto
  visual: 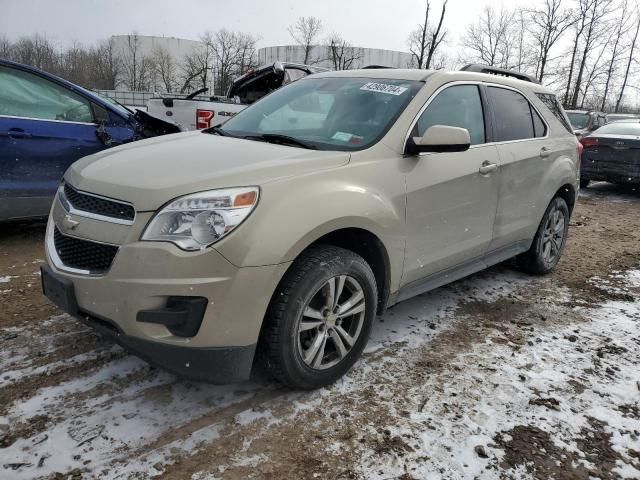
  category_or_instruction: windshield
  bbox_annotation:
[92,91,132,117]
[218,77,422,151]
[567,112,589,129]
[594,122,640,136]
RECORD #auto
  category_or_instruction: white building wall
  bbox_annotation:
[257,45,413,69]
[110,35,204,91]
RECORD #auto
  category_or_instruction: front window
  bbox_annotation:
[567,112,590,130]
[217,77,422,151]
[413,85,486,145]
[0,65,93,123]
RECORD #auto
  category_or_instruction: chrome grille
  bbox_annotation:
[63,184,135,222]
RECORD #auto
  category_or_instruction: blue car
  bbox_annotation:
[0,59,180,221]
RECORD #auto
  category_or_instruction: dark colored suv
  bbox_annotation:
[566,110,607,139]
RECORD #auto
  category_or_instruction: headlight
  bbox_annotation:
[141,187,259,251]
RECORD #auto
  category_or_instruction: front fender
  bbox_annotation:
[214,173,406,291]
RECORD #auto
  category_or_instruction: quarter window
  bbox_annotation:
[531,105,546,137]
[488,87,535,141]
[536,93,573,133]
[414,85,486,145]
[0,65,93,123]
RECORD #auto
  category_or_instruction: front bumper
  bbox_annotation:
[42,263,255,382]
[43,197,291,383]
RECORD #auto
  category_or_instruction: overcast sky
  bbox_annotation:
[1,0,527,53]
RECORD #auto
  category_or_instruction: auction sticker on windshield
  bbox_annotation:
[360,82,408,95]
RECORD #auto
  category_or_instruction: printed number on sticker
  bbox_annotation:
[360,82,408,95]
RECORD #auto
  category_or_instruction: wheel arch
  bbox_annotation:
[554,182,577,214]
[307,228,391,315]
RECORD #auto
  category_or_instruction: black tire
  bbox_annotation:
[262,245,377,389]
[517,196,570,275]
[580,178,590,189]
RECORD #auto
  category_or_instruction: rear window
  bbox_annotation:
[567,112,589,129]
[536,93,573,133]
[593,122,640,136]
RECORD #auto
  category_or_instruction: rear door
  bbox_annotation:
[402,83,501,286]
[0,65,108,218]
[485,85,554,253]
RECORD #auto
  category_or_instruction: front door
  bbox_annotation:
[0,64,107,219]
[402,84,500,287]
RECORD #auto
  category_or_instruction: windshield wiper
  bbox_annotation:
[205,126,230,136]
[244,133,317,149]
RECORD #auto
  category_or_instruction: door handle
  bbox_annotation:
[478,161,498,175]
[539,146,551,158]
[7,128,32,139]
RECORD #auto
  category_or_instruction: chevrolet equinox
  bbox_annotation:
[42,65,580,389]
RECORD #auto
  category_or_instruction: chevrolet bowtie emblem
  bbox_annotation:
[62,215,79,231]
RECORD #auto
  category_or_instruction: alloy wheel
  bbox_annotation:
[296,275,367,370]
[541,206,566,265]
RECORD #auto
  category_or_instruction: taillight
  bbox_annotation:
[577,140,583,168]
[196,109,215,129]
[580,137,599,148]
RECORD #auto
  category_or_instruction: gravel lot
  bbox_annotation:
[1,182,639,480]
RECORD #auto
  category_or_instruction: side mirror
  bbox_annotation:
[405,125,471,155]
[95,122,113,146]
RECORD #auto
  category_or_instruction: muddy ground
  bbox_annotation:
[1,182,639,479]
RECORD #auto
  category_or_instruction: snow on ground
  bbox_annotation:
[1,266,638,479]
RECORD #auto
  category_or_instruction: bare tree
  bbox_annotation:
[579,39,610,107]
[563,0,594,105]
[233,32,259,77]
[91,38,121,90]
[601,0,630,110]
[0,35,12,59]
[180,34,215,93]
[408,0,448,69]
[615,8,640,111]
[326,34,363,70]
[209,30,244,95]
[120,33,152,91]
[528,0,575,82]
[461,6,515,68]
[288,16,322,64]
[12,34,59,72]
[569,0,614,108]
[151,45,177,92]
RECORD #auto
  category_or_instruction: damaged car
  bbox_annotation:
[147,62,328,130]
[0,59,180,221]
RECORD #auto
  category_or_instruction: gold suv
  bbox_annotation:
[42,66,579,389]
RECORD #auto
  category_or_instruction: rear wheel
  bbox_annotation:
[580,178,590,189]
[262,245,377,389]
[517,197,570,275]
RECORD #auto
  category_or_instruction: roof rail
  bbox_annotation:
[460,64,540,84]
[362,65,395,69]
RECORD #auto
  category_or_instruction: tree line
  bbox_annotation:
[0,0,638,111]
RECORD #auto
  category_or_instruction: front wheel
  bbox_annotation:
[262,245,377,389]
[517,197,570,275]
[580,178,590,189]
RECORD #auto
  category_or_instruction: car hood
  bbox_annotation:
[65,131,350,211]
